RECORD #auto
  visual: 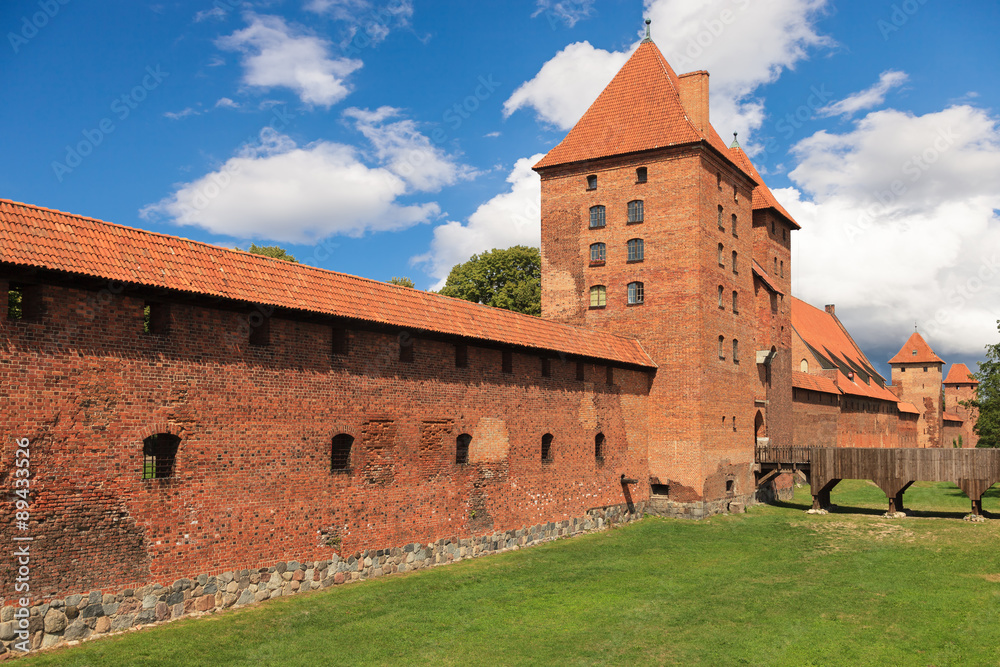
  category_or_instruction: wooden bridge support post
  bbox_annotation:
[811,479,840,510]
[957,479,996,517]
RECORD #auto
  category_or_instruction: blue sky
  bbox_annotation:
[2,0,999,378]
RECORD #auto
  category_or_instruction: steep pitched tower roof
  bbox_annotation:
[944,363,979,385]
[728,145,801,230]
[533,38,738,171]
[889,332,945,364]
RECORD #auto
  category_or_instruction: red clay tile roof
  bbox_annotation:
[751,259,782,295]
[533,40,750,178]
[944,362,978,384]
[897,402,920,415]
[791,297,899,403]
[888,332,944,365]
[792,371,840,394]
[943,412,964,423]
[728,147,801,230]
[0,199,656,368]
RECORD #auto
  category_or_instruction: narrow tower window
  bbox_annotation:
[541,433,554,462]
[732,291,739,314]
[718,335,725,360]
[718,243,725,266]
[732,251,738,274]
[595,433,605,462]
[589,205,606,228]
[718,285,724,309]
[731,214,738,237]
[718,205,724,230]
[733,339,740,363]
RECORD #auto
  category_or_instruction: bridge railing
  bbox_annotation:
[755,445,813,465]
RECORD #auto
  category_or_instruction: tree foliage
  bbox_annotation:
[968,320,1000,448]
[7,286,22,320]
[247,243,298,263]
[389,277,415,288]
[439,246,541,316]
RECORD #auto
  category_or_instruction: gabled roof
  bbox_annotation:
[944,362,978,385]
[533,40,747,174]
[791,297,898,403]
[943,412,964,423]
[888,332,944,365]
[0,199,656,368]
[897,402,920,415]
[728,147,801,230]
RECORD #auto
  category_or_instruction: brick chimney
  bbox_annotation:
[825,305,836,315]
[677,71,709,132]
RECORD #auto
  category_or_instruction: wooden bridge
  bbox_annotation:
[755,446,1000,516]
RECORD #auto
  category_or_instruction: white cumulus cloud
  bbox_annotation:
[217,14,362,107]
[412,154,545,288]
[785,105,1000,356]
[532,0,596,28]
[141,129,439,244]
[818,70,909,118]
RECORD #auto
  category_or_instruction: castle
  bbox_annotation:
[0,34,979,651]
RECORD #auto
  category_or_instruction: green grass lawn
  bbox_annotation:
[19,481,1000,666]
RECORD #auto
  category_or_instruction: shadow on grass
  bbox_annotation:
[766,497,983,520]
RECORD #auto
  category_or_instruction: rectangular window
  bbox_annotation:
[732,291,738,314]
[627,282,644,305]
[731,214,738,237]
[627,238,644,262]
[144,302,171,335]
[718,206,724,230]
[332,327,349,356]
[590,243,606,263]
[455,343,468,368]
[627,200,644,223]
[7,283,42,321]
[636,167,647,183]
[502,349,513,374]
[732,251,738,274]
[733,339,740,363]
[587,174,597,190]
[589,205,606,228]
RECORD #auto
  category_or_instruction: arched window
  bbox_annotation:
[586,174,597,190]
[595,433,605,461]
[732,214,738,237]
[627,282,644,305]
[590,242,606,262]
[733,339,740,363]
[801,359,809,373]
[718,243,725,266]
[331,434,353,472]
[732,251,738,274]
[627,238,644,261]
[541,433,553,462]
[589,285,606,308]
[732,290,738,314]
[627,200,644,223]
[636,167,647,183]
[717,285,724,309]
[718,205,724,230]
[456,434,471,465]
[143,433,179,479]
[718,335,725,360]
[589,205,605,228]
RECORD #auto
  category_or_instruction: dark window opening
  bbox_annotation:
[651,483,670,497]
[143,433,180,479]
[732,251,738,274]
[456,433,471,465]
[541,357,551,377]
[718,335,725,360]
[717,173,722,191]
[718,205,724,230]
[7,283,42,321]
[732,291,739,314]
[627,200,644,224]
[400,336,414,363]
[731,213,738,237]
[726,479,735,493]
[636,167,647,183]
[502,349,513,374]
[733,339,740,363]
[586,174,597,190]
[144,302,170,335]
[249,315,270,346]
[576,360,586,381]
[718,243,725,266]
[718,285,724,309]
[595,433,605,461]
[331,434,353,472]
[606,366,614,386]
[732,416,737,431]
[332,328,349,356]
[455,344,468,368]
[541,433,553,462]
[589,205,606,228]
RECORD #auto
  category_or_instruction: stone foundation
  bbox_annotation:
[645,492,756,519]
[0,503,641,658]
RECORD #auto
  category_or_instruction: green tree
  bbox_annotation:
[389,277,415,288]
[967,320,1000,448]
[439,246,541,316]
[7,286,22,320]
[247,243,298,263]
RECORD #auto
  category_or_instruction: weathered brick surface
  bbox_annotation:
[890,362,944,448]
[0,281,650,608]
[944,381,979,447]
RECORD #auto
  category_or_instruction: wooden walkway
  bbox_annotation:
[755,446,1000,516]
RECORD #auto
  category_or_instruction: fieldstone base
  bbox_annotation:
[646,493,756,519]
[0,503,642,658]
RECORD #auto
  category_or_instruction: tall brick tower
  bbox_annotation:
[533,29,796,516]
[889,332,944,447]
[943,363,979,447]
